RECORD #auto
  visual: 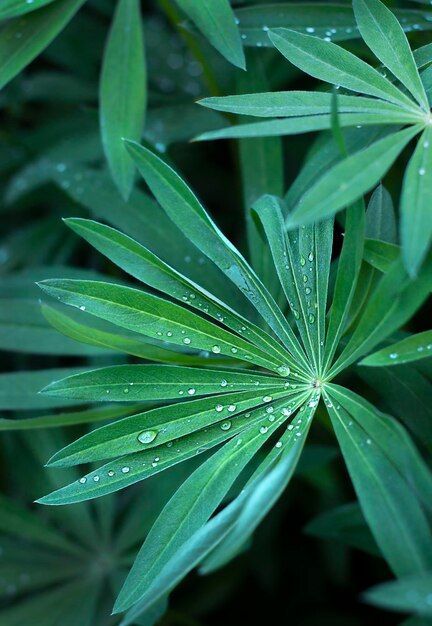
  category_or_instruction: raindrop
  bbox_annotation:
[309,314,315,324]
[79,305,86,311]
[79,477,87,484]
[300,256,306,266]
[308,252,314,262]
[137,430,158,444]
[121,467,130,474]
[108,470,115,477]
[306,27,315,33]
[277,365,291,376]
[212,345,221,353]
[275,441,283,448]
[220,421,232,431]
[215,404,224,412]
[419,168,426,176]
[260,426,268,434]
[93,475,100,482]
[183,337,191,345]
[220,379,228,387]
[262,395,272,402]
[228,404,236,412]
[389,353,398,359]
[187,387,196,395]
[231,347,238,354]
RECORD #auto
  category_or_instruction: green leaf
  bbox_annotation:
[365,184,397,243]
[252,195,333,375]
[38,279,295,374]
[37,392,309,504]
[268,28,419,111]
[401,128,432,277]
[199,91,409,118]
[100,0,146,200]
[200,402,316,573]
[0,0,57,20]
[0,0,85,91]
[360,331,432,367]
[326,385,432,576]
[113,393,308,613]
[363,238,400,273]
[41,364,287,403]
[195,111,417,142]
[330,259,430,376]
[175,0,245,69]
[323,201,365,371]
[64,218,293,368]
[353,0,429,111]
[45,386,301,467]
[125,141,311,372]
[42,303,228,367]
[289,126,419,227]
[363,572,432,616]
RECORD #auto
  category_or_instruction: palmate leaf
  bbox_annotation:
[36,140,431,616]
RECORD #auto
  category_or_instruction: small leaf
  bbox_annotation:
[268,28,419,111]
[353,0,429,111]
[365,184,397,243]
[400,128,432,277]
[0,0,56,20]
[100,0,146,199]
[363,573,432,616]
[360,331,432,367]
[0,0,85,91]
[289,127,419,227]
[175,0,245,69]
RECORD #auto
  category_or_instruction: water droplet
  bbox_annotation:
[266,406,274,414]
[108,470,115,477]
[79,477,87,484]
[282,408,292,416]
[93,475,100,482]
[220,421,232,431]
[275,441,283,448]
[220,379,228,387]
[137,430,158,444]
[300,256,306,266]
[231,347,238,354]
[260,426,268,434]
[228,404,236,412]
[287,424,294,431]
[306,27,315,33]
[389,353,398,359]
[277,365,291,376]
[212,345,221,353]
[121,467,130,474]
[79,305,86,311]
[167,331,173,337]
[308,252,314,262]
[187,387,196,395]
[183,337,191,345]
[262,395,272,403]
[309,314,315,324]
[123,388,129,394]
[419,168,426,176]
[215,404,224,412]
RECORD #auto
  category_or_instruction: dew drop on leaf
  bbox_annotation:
[220,421,232,431]
[137,430,158,445]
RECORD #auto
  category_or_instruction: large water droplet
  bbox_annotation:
[187,388,196,395]
[212,345,221,354]
[138,430,158,444]
[220,421,232,431]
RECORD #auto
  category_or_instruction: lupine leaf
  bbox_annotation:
[0,0,85,90]
[289,127,419,227]
[114,392,309,613]
[400,128,432,277]
[125,141,311,373]
[365,184,397,243]
[326,385,432,577]
[0,0,57,20]
[360,331,432,367]
[175,0,245,69]
[100,0,146,200]
[363,573,432,616]
[268,28,419,111]
[353,0,429,111]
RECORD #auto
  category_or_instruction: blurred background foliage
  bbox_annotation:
[0,0,431,624]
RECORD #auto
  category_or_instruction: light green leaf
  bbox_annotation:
[363,572,432,616]
[289,126,419,227]
[38,279,294,374]
[42,304,228,367]
[360,331,432,367]
[323,201,365,371]
[326,385,432,576]
[199,91,409,118]
[363,239,400,273]
[401,128,432,277]
[353,0,429,111]
[200,402,316,573]
[100,0,146,200]
[125,141,311,373]
[64,218,293,368]
[0,0,85,91]
[37,392,309,505]
[113,393,308,613]
[268,28,419,111]
[175,0,245,69]
[41,364,287,403]
[45,386,300,467]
